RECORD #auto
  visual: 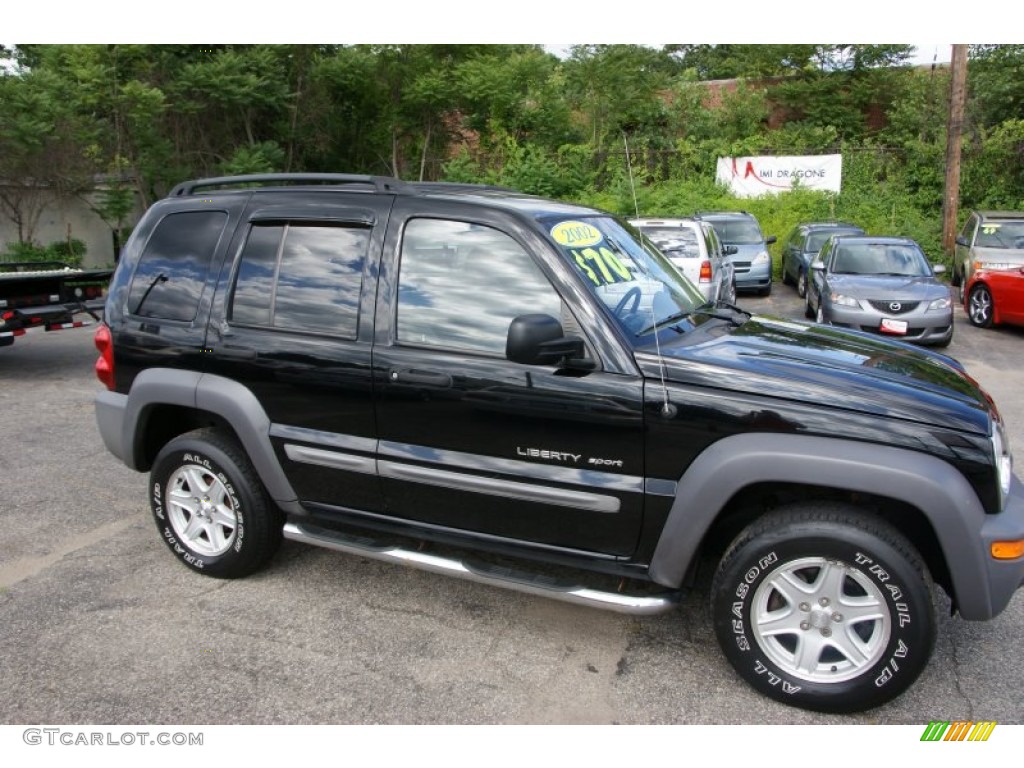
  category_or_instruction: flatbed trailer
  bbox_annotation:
[0,261,112,347]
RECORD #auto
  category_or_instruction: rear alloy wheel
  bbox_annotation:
[797,270,808,299]
[711,504,936,713]
[967,284,994,328]
[150,428,283,578]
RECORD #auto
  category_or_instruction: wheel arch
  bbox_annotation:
[122,369,299,507]
[648,433,994,619]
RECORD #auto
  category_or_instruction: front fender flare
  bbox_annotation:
[648,433,994,618]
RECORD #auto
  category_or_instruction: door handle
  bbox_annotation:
[388,368,453,387]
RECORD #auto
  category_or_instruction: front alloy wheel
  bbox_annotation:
[751,556,890,684]
[711,504,936,713]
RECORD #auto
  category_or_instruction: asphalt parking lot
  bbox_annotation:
[0,287,1022,726]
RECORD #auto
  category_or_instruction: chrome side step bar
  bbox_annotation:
[283,522,681,616]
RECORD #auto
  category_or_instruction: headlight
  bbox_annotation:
[752,252,770,265]
[975,260,1017,271]
[992,422,1013,507]
[928,296,952,311]
[830,292,860,308]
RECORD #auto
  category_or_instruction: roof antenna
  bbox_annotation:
[624,132,640,219]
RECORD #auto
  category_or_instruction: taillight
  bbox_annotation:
[699,260,712,283]
[94,324,115,390]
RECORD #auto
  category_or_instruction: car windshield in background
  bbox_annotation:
[831,242,932,277]
[639,227,700,258]
[707,220,762,244]
[807,229,861,252]
[544,216,705,339]
[976,220,1024,249]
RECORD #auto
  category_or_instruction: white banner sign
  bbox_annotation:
[716,154,843,197]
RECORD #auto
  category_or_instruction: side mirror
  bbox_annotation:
[956,235,969,247]
[932,264,947,275]
[506,314,585,366]
[723,245,738,256]
[811,259,825,271]
[765,235,777,245]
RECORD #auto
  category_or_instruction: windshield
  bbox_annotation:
[807,228,862,252]
[976,220,1024,249]
[705,218,762,244]
[830,242,932,277]
[543,216,706,341]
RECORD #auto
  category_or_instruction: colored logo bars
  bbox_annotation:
[920,721,997,741]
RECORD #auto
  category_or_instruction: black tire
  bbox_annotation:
[150,428,283,578]
[711,504,936,713]
[796,270,808,299]
[967,284,994,328]
[805,292,815,319]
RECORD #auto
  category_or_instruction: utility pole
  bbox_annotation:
[942,44,969,257]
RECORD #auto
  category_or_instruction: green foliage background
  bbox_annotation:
[1,43,1023,273]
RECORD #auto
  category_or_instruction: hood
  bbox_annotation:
[727,242,769,259]
[972,246,1024,265]
[826,274,949,301]
[641,314,993,435]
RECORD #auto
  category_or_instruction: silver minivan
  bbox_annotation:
[954,210,1024,301]
[629,217,736,305]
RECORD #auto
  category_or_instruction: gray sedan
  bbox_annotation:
[805,235,953,346]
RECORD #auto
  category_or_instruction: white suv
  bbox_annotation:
[629,217,736,305]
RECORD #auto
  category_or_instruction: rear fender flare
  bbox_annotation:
[123,369,299,507]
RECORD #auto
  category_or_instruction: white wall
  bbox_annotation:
[0,187,143,269]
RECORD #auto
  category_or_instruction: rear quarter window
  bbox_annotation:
[127,210,228,321]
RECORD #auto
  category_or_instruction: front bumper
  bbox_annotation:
[827,303,953,345]
[975,475,1024,619]
[732,260,772,291]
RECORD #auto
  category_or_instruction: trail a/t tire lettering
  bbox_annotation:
[710,503,936,713]
[149,428,282,579]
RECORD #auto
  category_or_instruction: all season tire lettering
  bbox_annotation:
[730,551,778,654]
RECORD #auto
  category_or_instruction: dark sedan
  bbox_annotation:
[781,221,865,298]
[805,235,953,346]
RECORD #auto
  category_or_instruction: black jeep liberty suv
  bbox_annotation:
[94,174,1024,713]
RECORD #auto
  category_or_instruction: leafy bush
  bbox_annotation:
[2,238,87,267]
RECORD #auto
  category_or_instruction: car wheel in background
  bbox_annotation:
[797,271,808,299]
[967,284,995,328]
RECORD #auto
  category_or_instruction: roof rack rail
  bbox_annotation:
[694,209,750,216]
[410,181,520,195]
[168,173,409,197]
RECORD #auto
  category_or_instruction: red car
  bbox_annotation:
[964,266,1024,328]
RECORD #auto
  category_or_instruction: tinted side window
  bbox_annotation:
[397,218,561,356]
[230,223,369,338]
[127,210,228,321]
